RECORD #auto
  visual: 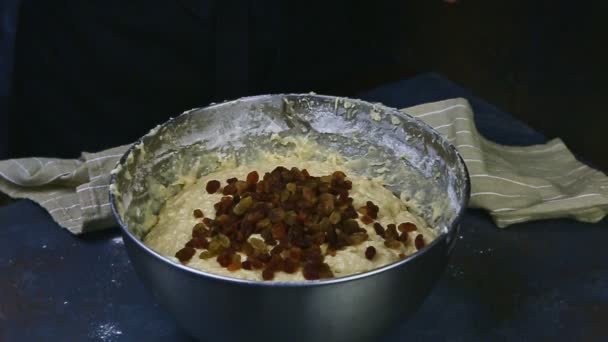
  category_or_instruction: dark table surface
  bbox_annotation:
[1,73,607,341]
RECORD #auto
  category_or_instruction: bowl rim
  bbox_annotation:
[109,93,471,288]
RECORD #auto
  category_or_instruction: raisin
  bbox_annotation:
[241,242,255,256]
[193,209,204,218]
[303,263,320,280]
[360,215,374,224]
[365,246,376,260]
[233,196,253,215]
[206,180,221,194]
[349,232,368,245]
[373,223,386,237]
[199,250,214,259]
[227,254,242,271]
[192,223,209,238]
[268,208,286,223]
[386,224,399,240]
[398,222,417,233]
[318,263,334,279]
[241,260,252,270]
[398,232,409,244]
[248,258,264,269]
[342,219,360,234]
[175,247,195,262]
[223,184,237,195]
[226,177,238,184]
[398,253,406,259]
[262,268,275,280]
[384,239,402,249]
[329,211,341,224]
[186,237,209,249]
[283,259,298,273]
[257,253,272,263]
[235,181,248,194]
[246,171,259,185]
[216,249,234,267]
[415,234,425,250]
[271,223,287,240]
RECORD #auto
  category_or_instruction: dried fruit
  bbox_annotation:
[398,222,417,233]
[206,180,221,194]
[233,196,253,215]
[249,238,267,251]
[360,215,374,224]
[182,166,402,280]
[227,254,242,271]
[384,239,402,249]
[373,223,385,237]
[365,246,376,260]
[175,247,195,262]
[199,250,214,259]
[246,171,259,185]
[262,268,275,280]
[398,232,409,244]
[415,234,425,250]
[386,224,399,240]
[348,232,368,245]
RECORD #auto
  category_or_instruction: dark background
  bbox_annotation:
[1,0,607,169]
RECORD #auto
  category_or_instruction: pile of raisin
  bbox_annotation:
[174,166,426,280]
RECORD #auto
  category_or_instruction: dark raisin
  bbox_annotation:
[271,223,287,240]
[216,249,234,267]
[223,183,237,195]
[193,209,204,218]
[175,247,196,262]
[361,215,374,224]
[415,234,425,250]
[262,268,275,280]
[246,171,259,185]
[206,180,221,194]
[241,260,252,270]
[257,253,272,263]
[303,263,320,280]
[283,259,298,273]
[373,223,386,237]
[227,254,242,271]
[398,232,409,244]
[226,177,238,184]
[398,222,417,232]
[365,246,376,260]
[386,224,399,240]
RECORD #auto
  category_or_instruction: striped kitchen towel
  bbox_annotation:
[1,98,607,233]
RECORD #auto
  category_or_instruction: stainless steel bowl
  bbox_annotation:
[109,94,470,342]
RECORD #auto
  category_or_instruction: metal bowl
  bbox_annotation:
[109,94,470,342]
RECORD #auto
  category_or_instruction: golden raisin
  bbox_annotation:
[415,234,425,250]
[384,239,402,249]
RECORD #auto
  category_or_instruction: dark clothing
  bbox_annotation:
[1,0,403,158]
